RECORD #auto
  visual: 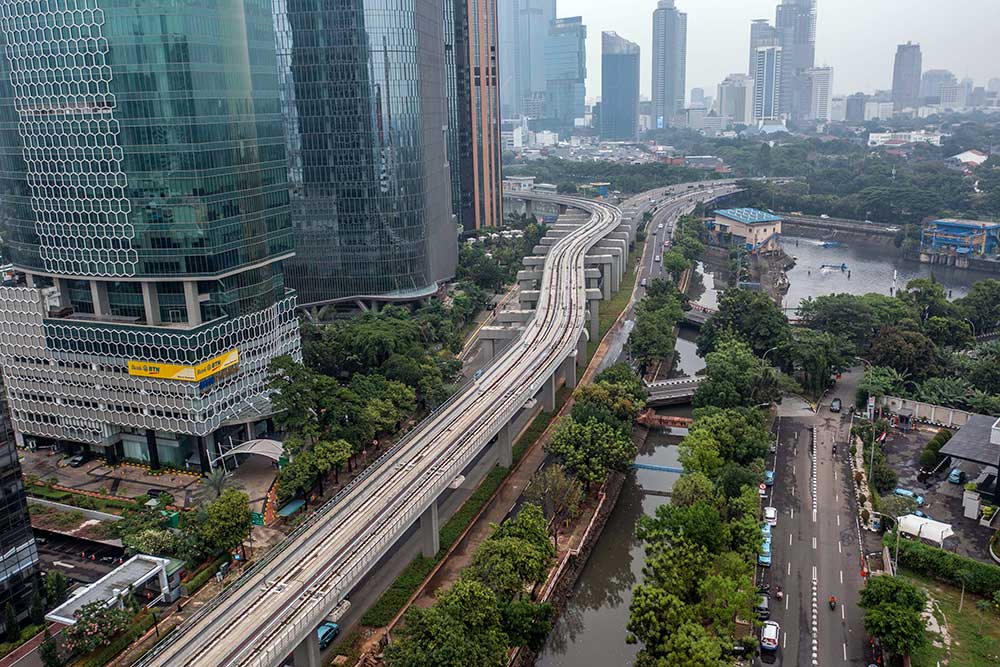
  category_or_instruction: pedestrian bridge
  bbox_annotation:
[645,376,705,405]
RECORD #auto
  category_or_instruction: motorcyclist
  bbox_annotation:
[829,595,837,609]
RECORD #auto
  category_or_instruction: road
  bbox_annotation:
[136,192,628,667]
[763,370,869,666]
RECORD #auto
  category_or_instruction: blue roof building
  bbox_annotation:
[921,219,1000,256]
[710,208,783,253]
[714,208,784,225]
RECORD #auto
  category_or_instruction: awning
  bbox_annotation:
[897,515,954,546]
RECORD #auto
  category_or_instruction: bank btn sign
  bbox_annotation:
[128,349,240,382]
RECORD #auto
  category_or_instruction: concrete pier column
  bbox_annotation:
[141,282,161,325]
[145,429,160,471]
[577,330,589,368]
[587,299,600,341]
[481,337,495,363]
[561,353,578,390]
[183,281,202,326]
[292,628,321,667]
[419,500,440,558]
[496,422,512,468]
[541,373,556,413]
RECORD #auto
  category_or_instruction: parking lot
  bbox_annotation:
[882,425,996,562]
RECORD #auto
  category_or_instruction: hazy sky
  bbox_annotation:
[571,0,1000,102]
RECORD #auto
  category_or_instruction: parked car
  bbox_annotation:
[317,621,340,650]
[67,452,90,468]
[655,255,661,262]
[764,470,775,486]
[756,594,771,620]
[769,440,777,453]
[948,468,966,484]
[894,488,925,506]
[759,484,768,498]
[830,398,842,413]
[911,510,933,520]
[761,522,772,539]
[657,223,664,230]
[758,539,772,567]
[640,278,648,287]
[764,506,778,526]
[760,621,780,651]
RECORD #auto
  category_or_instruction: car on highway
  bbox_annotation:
[948,468,966,484]
[886,225,901,232]
[640,278,648,287]
[820,214,830,219]
[764,506,778,526]
[473,368,485,380]
[655,255,661,262]
[830,398,842,413]
[657,223,664,230]
[894,488,924,506]
[317,621,340,650]
[764,470,775,486]
[760,621,780,651]
[758,539,772,567]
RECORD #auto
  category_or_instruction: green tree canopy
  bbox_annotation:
[545,417,637,489]
[696,288,791,358]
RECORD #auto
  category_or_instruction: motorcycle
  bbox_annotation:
[828,596,837,610]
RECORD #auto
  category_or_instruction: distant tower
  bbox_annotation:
[545,17,588,128]
[775,0,817,120]
[601,31,641,139]
[753,45,783,121]
[807,67,834,121]
[651,0,687,128]
[749,18,779,75]
[891,42,922,110]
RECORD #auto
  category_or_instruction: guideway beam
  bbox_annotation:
[419,500,439,558]
[292,630,320,667]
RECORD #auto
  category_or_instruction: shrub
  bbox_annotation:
[888,534,1000,596]
[184,556,228,595]
[80,612,156,667]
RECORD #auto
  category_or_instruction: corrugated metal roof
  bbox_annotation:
[714,208,783,225]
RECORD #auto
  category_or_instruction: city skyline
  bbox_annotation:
[565,0,998,103]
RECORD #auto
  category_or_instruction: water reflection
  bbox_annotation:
[536,434,683,667]
[780,235,990,309]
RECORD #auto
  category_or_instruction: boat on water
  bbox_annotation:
[820,240,845,248]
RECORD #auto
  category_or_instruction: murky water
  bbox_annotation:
[780,235,993,309]
[535,435,683,667]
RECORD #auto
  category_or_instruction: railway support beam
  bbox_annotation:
[479,326,520,363]
[496,421,512,468]
[419,500,440,558]
[292,627,322,667]
[561,352,578,390]
[541,373,556,413]
[577,330,589,368]
[586,297,600,341]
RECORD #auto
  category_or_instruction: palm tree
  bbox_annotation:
[196,468,239,502]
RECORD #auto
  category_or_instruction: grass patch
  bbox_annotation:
[0,624,45,659]
[27,483,137,514]
[899,569,1000,667]
[588,248,640,361]
[360,388,572,628]
[328,629,365,665]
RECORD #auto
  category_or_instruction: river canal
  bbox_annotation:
[534,233,990,666]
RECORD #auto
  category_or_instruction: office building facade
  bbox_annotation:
[276,0,457,304]
[892,42,922,110]
[498,0,554,118]
[718,74,755,125]
[448,0,504,231]
[0,0,300,469]
[807,67,833,121]
[775,0,816,120]
[544,17,587,128]
[651,0,687,128]
[600,32,640,140]
[753,46,783,121]
[921,69,956,101]
[845,93,867,122]
[749,19,779,75]
[0,383,37,632]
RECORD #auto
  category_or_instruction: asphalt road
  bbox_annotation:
[762,371,869,666]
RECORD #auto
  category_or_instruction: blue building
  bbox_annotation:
[545,17,587,129]
[921,219,1000,256]
[601,32,640,140]
[710,208,783,252]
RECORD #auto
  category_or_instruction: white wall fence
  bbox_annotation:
[879,396,974,429]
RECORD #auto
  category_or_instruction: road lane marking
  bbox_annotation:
[786,595,789,610]
[837,514,841,526]
[788,562,792,576]
[812,565,817,580]
[790,507,794,520]
[838,541,842,554]
[841,604,845,620]
[834,470,837,480]
[783,632,787,649]
[840,569,844,584]
[789,533,793,546]
[836,493,839,502]
[812,536,817,550]
[812,509,817,523]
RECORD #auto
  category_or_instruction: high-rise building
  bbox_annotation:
[601,32,640,139]
[545,17,587,128]
[920,69,957,100]
[498,0,555,118]
[891,42,922,110]
[651,0,687,127]
[807,67,833,121]
[0,1,300,469]
[753,46,783,121]
[276,0,458,304]
[0,384,37,633]
[447,0,504,231]
[940,81,971,110]
[988,78,1000,94]
[749,19,779,75]
[690,87,706,107]
[845,93,868,122]
[718,74,755,125]
[830,96,847,122]
[775,0,816,120]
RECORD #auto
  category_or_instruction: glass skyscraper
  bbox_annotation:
[0,0,300,469]
[275,0,458,304]
[775,0,816,120]
[544,17,587,130]
[600,32,640,140]
[651,0,687,127]
[497,0,554,119]
[0,381,36,634]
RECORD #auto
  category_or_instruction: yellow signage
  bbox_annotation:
[128,349,240,382]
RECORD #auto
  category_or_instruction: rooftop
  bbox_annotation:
[939,414,1000,467]
[46,554,174,625]
[929,218,1000,230]
[714,208,783,225]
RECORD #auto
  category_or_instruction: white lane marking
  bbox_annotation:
[790,507,794,520]
[812,536,817,550]
[789,533,793,546]
[812,565,817,580]
[812,509,817,523]
[786,595,789,610]
[840,569,844,584]
[783,632,787,649]
[841,604,846,620]
[836,493,839,502]
[834,470,837,480]
[837,514,841,527]
[838,541,843,554]
[843,642,848,661]
[788,562,792,576]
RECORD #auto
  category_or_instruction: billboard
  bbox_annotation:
[128,348,240,382]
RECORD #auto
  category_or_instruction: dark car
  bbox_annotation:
[755,594,771,620]
[67,452,90,468]
[830,398,842,413]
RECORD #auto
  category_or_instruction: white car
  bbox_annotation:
[760,621,780,651]
[764,506,778,526]
[657,223,664,230]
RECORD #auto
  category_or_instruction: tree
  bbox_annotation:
[859,575,926,611]
[688,407,771,466]
[545,417,637,490]
[4,601,17,643]
[924,316,973,350]
[782,328,854,398]
[571,381,645,432]
[956,279,1000,333]
[30,584,44,626]
[868,326,939,381]
[195,468,240,503]
[39,627,61,667]
[670,472,719,509]
[276,451,317,505]
[859,576,927,657]
[878,495,917,523]
[523,464,583,542]
[61,601,131,655]
[661,250,690,281]
[594,363,647,403]
[501,599,553,651]
[44,572,68,607]
[696,288,791,358]
[199,489,252,556]
[313,439,352,485]
[470,536,551,600]
[693,338,781,410]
